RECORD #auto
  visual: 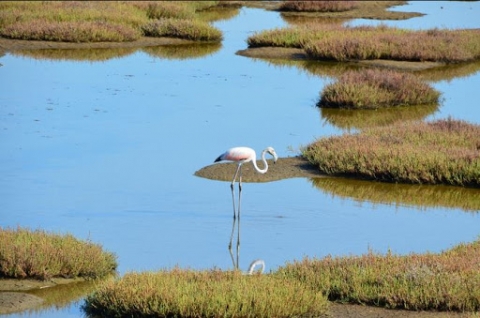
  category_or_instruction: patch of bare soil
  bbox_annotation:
[195,156,324,183]
[0,292,44,315]
[0,277,85,315]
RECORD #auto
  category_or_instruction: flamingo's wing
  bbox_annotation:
[214,147,254,163]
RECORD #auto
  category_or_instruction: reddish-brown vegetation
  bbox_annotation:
[318,68,440,109]
[279,0,358,12]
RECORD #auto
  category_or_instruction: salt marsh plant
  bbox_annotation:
[248,24,480,63]
[318,68,441,109]
[83,269,328,318]
[142,18,222,42]
[82,239,480,316]
[277,239,480,311]
[302,118,480,187]
[279,0,358,12]
[0,227,117,280]
[0,1,224,42]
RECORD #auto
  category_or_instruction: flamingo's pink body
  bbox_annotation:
[215,147,256,164]
[214,146,277,176]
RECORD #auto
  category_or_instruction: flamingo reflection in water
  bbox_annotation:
[214,146,277,271]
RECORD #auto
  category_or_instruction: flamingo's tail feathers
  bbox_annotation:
[214,154,223,163]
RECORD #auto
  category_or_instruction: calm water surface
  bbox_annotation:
[1,2,480,317]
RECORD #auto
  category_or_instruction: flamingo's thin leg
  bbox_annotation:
[236,165,243,270]
[229,181,236,267]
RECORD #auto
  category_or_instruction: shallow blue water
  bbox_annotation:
[1,2,479,317]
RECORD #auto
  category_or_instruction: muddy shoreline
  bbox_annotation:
[0,277,85,315]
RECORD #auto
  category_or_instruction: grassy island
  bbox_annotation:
[0,227,117,280]
[0,1,225,43]
[248,24,480,63]
[302,118,480,187]
[318,68,440,109]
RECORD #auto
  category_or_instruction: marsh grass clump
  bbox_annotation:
[248,25,331,48]
[279,0,358,12]
[142,18,222,42]
[83,269,328,318]
[0,1,223,43]
[0,227,117,280]
[302,118,480,187]
[277,239,480,311]
[304,27,480,63]
[145,2,196,20]
[1,20,140,42]
[248,25,480,63]
[318,68,441,109]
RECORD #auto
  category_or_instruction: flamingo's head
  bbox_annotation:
[266,147,278,163]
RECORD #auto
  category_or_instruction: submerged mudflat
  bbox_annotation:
[194,156,324,182]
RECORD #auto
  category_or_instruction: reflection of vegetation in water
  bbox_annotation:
[415,60,480,83]
[311,177,480,212]
[320,104,439,130]
[196,6,241,23]
[26,276,115,314]
[142,43,221,60]
[12,47,137,62]
[253,58,361,80]
[243,52,480,84]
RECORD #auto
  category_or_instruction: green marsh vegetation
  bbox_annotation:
[82,240,480,317]
[0,227,117,280]
[302,118,480,187]
[277,239,480,312]
[83,269,328,318]
[0,1,225,43]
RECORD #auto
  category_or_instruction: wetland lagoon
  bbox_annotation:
[1,1,480,317]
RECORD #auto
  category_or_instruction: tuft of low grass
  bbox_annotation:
[276,239,480,311]
[279,0,358,12]
[83,269,328,318]
[248,25,329,48]
[302,118,480,187]
[318,68,441,109]
[0,227,117,280]
[142,18,222,42]
[145,1,196,20]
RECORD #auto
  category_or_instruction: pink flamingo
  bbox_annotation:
[214,146,278,191]
[214,146,277,269]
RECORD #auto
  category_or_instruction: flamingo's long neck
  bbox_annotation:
[251,149,268,174]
